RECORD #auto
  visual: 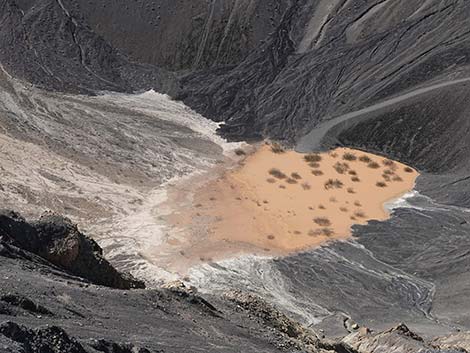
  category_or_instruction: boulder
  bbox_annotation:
[0,321,87,353]
[0,210,144,290]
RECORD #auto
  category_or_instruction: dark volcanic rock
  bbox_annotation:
[0,0,177,94]
[225,290,315,341]
[180,0,470,142]
[0,303,13,316]
[0,210,144,289]
[162,280,222,318]
[0,293,53,316]
[70,0,288,70]
[0,321,87,353]
[0,253,307,353]
[330,82,470,174]
[89,339,152,353]
[4,0,470,144]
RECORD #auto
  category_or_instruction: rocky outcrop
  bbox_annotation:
[0,323,154,353]
[162,280,221,317]
[433,332,470,352]
[341,324,467,353]
[0,293,53,316]
[88,339,152,353]
[224,290,323,352]
[225,290,313,339]
[0,210,144,289]
[0,321,87,353]
[90,340,151,353]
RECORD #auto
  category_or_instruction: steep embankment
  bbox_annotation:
[296,78,470,173]
[0,0,177,94]
[180,0,470,142]
[0,210,143,289]
[70,0,288,70]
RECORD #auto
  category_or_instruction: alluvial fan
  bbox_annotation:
[0,66,241,282]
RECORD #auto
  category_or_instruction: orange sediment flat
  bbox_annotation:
[152,143,418,272]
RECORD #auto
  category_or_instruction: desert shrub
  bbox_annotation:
[354,210,366,218]
[309,228,334,236]
[343,152,357,161]
[333,162,350,174]
[304,153,322,162]
[330,152,338,158]
[393,175,403,182]
[234,148,246,156]
[321,228,334,237]
[266,178,276,183]
[318,204,326,210]
[359,155,372,163]
[291,172,302,180]
[270,142,285,154]
[301,182,311,190]
[339,207,348,212]
[368,161,380,169]
[348,170,357,176]
[324,179,344,189]
[286,178,298,184]
[354,201,362,207]
[309,162,320,168]
[347,187,355,194]
[404,167,414,173]
[351,176,361,182]
[382,159,395,167]
[311,170,324,176]
[279,185,286,189]
[267,235,275,240]
[313,217,331,227]
[382,174,391,182]
[200,256,213,262]
[376,181,387,187]
[293,230,302,235]
[269,168,287,179]
[329,196,337,203]
[308,229,321,237]
[383,169,394,175]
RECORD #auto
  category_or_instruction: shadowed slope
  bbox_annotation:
[180,0,470,142]
[0,0,177,94]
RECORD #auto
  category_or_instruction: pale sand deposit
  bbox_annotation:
[154,143,418,272]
